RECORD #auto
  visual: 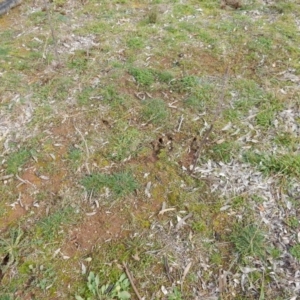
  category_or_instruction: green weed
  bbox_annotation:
[273,133,297,149]
[210,141,236,163]
[248,36,273,54]
[243,151,300,177]
[141,98,169,125]
[35,207,76,240]
[232,79,266,112]
[171,75,199,93]
[270,2,297,14]
[5,149,31,174]
[155,70,174,84]
[231,195,247,209]
[0,47,10,58]
[108,126,142,161]
[210,250,223,266]
[173,4,196,17]
[0,227,26,273]
[147,9,158,24]
[0,295,12,300]
[255,110,274,128]
[230,224,266,259]
[251,195,265,204]
[196,29,216,47]
[101,86,127,108]
[269,247,281,260]
[126,36,145,49]
[191,220,207,233]
[285,216,299,229]
[76,272,130,300]
[67,50,89,71]
[168,287,183,300]
[35,264,57,292]
[224,108,241,122]
[67,147,82,162]
[81,171,138,197]
[128,67,155,87]
[290,244,300,261]
[28,11,47,25]
[184,83,214,111]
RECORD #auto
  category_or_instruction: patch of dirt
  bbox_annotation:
[152,50,225,76]
[62,209,128,256]
[0,122,76,232]
[0,4,21,28]
[62,190,164,257]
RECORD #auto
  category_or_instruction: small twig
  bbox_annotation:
[0,174,14,181]
[177,114,184,132]
[74,125,90,174]
[163,255,172,283]
[181,262,192,291]
[16,175,37,188]
[122,262,142,300]
[88,189,94,203]
[175,212,193,231]
[191,125,213,173]
[17,192,23,208]
[74,127,89,158]
[158,207,176,215]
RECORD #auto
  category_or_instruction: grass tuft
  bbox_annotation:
[81,171,139,197]
[231,224,266,259]
[243,151,300,177]
[5,149,31,174]
[128,67,155,87]
[141,98,169,125]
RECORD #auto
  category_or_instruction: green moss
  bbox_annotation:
[167,191,180,206]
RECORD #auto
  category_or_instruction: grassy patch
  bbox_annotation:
[5,149,31,174]
[141,98,169,125]
[290,244,300,261]
[210,141,237,163]
[184,82,214,111]
[128,67,155,87]
[171,75,199,93]
[108,125,142,161]
[230,224,266,260]
[243,151,300,177]
[35,207,76,240]
[81,171,139,197]
[0,227,26,268]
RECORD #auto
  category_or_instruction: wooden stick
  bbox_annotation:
[191,125,213,173]
[163,255,172,283]
[122,262,142,300]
